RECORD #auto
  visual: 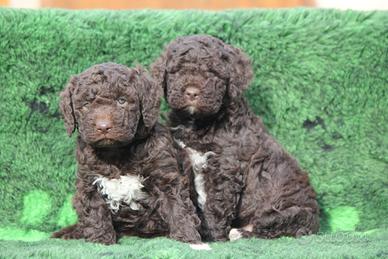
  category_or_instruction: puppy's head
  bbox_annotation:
[152,35,253,119]
[60,63,160,148]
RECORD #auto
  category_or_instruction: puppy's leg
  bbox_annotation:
[52,224,82,239]
[199,175,241,241]
[160,192,202,243]
[233,206,318,239]
[55,179,117,245]
[200,209,231,241]
[236,151,319,239]
[151,161,202,244]
[177,144,238,242]
[193,156,242,242]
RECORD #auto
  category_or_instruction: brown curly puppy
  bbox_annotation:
[151,35,320,241]
[52,63,202,245]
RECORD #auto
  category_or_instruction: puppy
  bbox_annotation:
[152,35,320,241]
[52,63,202,245]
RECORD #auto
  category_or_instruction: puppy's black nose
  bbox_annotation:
[185,87,200,101]
[96,119,112,134]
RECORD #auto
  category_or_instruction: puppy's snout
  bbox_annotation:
[96,118,113,134]
[185,87,200,101]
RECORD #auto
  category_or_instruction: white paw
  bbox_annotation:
[229,228,242,241]
[189,243,212,250]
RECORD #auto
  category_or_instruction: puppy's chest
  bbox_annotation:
[187,148,212,211]
[175,130,257,210]
[90,162,149,214]
[93,174,149,213]
[175,139,215,210]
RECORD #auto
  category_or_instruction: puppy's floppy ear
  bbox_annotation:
[59,77,77,136]
[150,52,168,98]
[135,67,161,129]
[225,46,253,99]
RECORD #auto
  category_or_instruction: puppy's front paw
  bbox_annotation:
[87,234,117,245]
[228,228,242,241]
[189,243,212,250]
[52,224,80,240]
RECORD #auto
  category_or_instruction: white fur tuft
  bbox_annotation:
[194,172,206,210]
[173,138,215,210]
[185,146,215,210]
[93,175,148,213]
[174,138,186,149]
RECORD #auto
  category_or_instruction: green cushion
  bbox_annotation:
[1,230,388,258]
[0,8,387,257]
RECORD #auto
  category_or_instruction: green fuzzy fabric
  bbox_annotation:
[0,8,387,258]
[0,230,388,259]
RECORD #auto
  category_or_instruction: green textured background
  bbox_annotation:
[0,8,387,258]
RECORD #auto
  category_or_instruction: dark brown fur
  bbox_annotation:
[151,35,320,241]
[52,63,201,244]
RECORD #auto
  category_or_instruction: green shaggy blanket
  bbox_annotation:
[0,8,387,258]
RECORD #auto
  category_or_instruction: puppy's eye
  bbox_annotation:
[117,97,127,105]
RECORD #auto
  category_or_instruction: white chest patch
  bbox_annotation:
[93,175,148,213]
[175,139,215,210]
[193,170,207,210]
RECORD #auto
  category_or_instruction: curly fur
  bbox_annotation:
[152,35,320,241]
[93,175,148,212]
[52,63,201,245]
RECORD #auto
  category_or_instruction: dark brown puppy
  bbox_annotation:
[52,63,202,245]
[152,35,320,241]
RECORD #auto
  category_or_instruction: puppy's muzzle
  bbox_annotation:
[96,116,113,135]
